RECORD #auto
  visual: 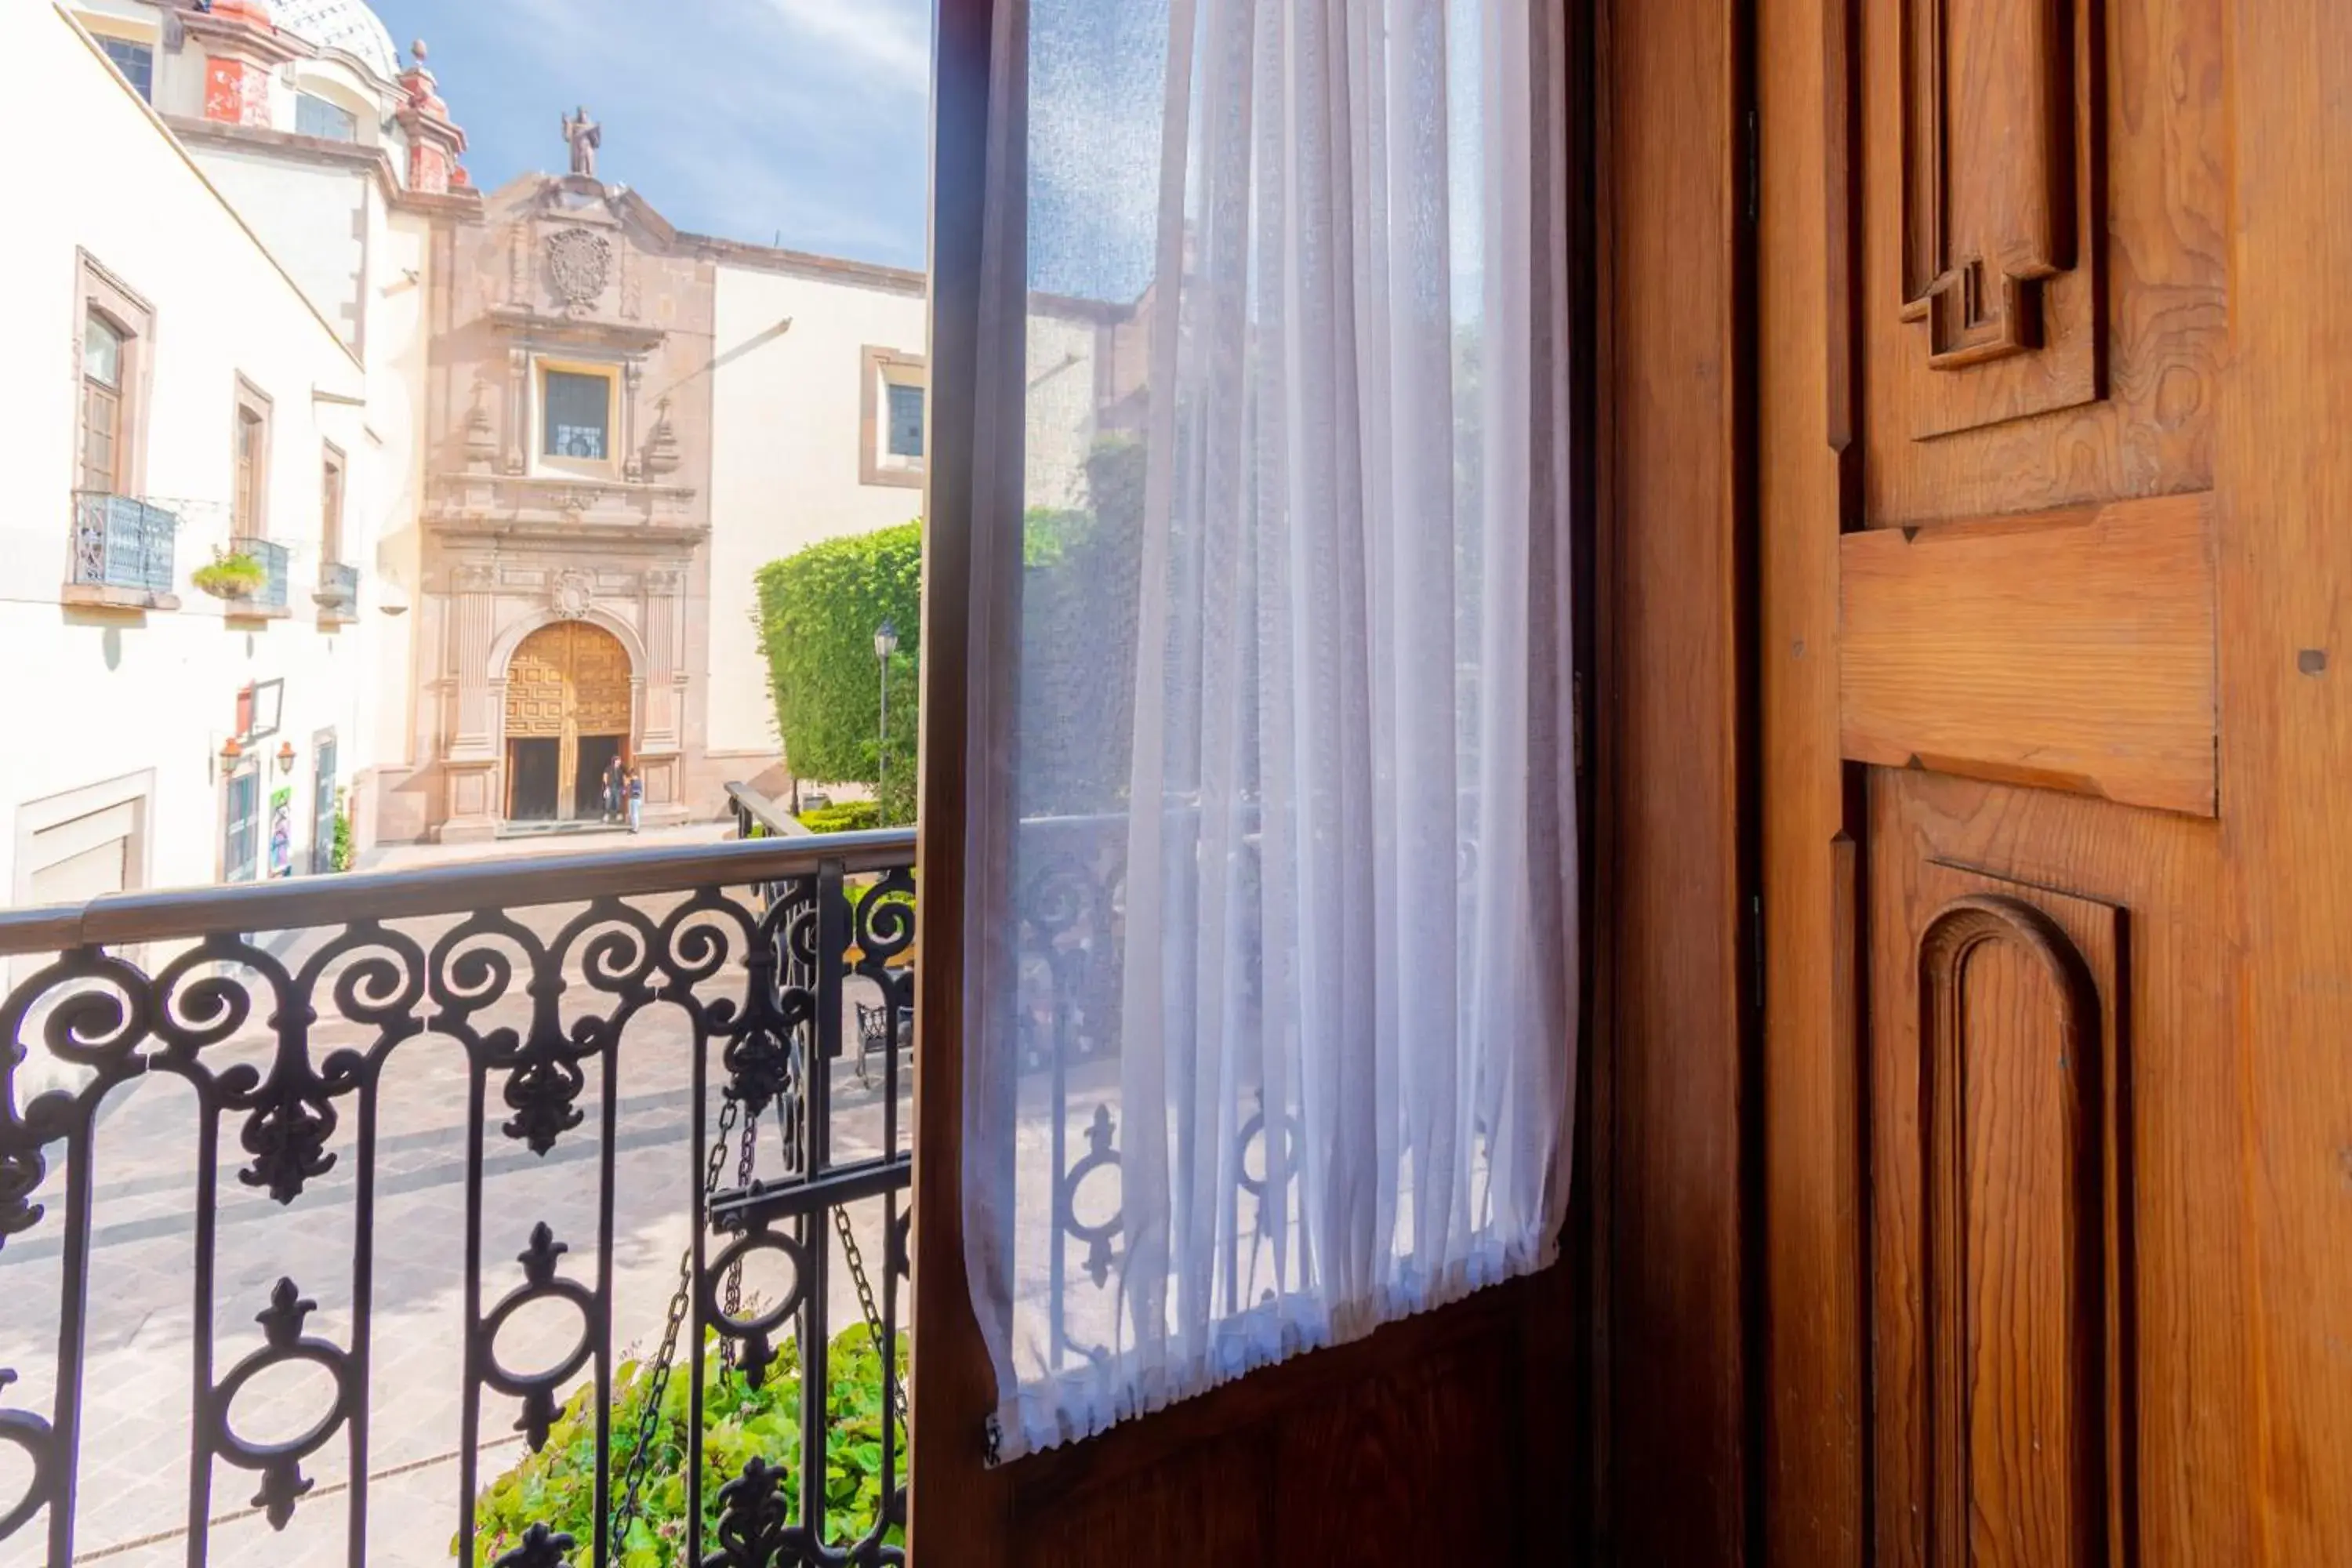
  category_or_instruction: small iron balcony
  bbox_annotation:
[316,559,359,612]
[229,534,292,613]
[69,492,178,601]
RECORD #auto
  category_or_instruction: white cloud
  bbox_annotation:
[755,0,931,96]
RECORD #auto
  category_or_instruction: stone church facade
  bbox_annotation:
[392,169,722,841]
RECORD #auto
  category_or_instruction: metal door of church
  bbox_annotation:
[503,621,633,821]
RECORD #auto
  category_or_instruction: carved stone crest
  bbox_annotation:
[545,227,610,312]
[550,569,595,619]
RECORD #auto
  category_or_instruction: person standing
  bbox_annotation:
[626,766,644,833]
[602,753,624,824]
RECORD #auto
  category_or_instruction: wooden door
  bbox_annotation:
[1756,2,2352,1566]
[504,621,633,822]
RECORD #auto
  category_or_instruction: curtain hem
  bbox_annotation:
[982,1228,1560,1465]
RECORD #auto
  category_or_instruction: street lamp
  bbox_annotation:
[873,617,899,809]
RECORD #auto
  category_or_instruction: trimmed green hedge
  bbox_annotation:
[797,800,882,834]
[753,437,1147,829]
[756,523,921,825]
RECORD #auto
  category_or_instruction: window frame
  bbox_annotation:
[88,27,155,103]
[860,344,928,489]
[72,250,154,502]
[294,91,361,143]
[321,441,347,564]
[82,314,125,495]
[533,358,622,477]
[231,376,274,539]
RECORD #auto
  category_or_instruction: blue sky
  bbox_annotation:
[372,0,935,269]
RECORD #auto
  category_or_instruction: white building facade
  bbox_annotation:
[9,0,1137,896]
[0,0,470,903]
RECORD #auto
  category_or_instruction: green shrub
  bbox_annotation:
[753,440,1147,833]
[756,524,922,826]
[330,787,354,872]
[465,1327,905,1567]
[797,800,883,834]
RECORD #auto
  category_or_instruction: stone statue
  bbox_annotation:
[561,105,601,179]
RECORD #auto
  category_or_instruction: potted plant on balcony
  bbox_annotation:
[191,549,267,601]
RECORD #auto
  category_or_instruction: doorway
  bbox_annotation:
[503,620,632,825]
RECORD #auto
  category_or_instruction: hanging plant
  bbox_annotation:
[191,550,267,601]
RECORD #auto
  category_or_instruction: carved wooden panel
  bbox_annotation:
[503,622,633,740]
[504,633,568,739]
[1896,0,2101,436]
[569,625,634,736]
[1872,858,2136,1568]
[1839,492,2218,815]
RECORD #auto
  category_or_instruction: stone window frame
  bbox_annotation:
[320,439,347,564]
[231,375,275,540]
[73,249,155,501]
[532,354,624,479]
[860,345,927,490]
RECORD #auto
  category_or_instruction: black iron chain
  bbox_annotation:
[832,1203,898,1436]
[611,1094,739,1545]
[718,1103,759,1372]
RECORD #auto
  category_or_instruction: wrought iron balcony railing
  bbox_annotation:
[231,535,292,612]
[318,560,360,612]
[0,831,918,1567]
[70,492,178,597]
[0,801,1160,1567]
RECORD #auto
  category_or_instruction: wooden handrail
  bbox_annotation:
[0,827,918,958]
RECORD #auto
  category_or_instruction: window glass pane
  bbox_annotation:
[98,36,152,101]
[886,379,924,459]
[237,408,264,529]
[295,93,359,143]
[84,312,122,389]
[82,383,119,493]
[543,370,611,459]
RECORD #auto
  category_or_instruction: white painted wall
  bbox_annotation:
[0,8,384,898]
[195,151,372,348]
[705,263,930,759]
[705,265,1110,764]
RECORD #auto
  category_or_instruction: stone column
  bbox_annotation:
[639,567,689,823]
[395,41,471,196]
[622,361,645,481]
[440,563,503,841]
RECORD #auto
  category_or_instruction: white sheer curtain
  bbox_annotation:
[964,0,1575,1461]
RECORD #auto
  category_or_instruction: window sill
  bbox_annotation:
[62,583,179,613]
[221,603,292,624]
[860,466,926,491]
[316,608,359,630]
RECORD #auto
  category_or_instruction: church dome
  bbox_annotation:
[274,0,402,83]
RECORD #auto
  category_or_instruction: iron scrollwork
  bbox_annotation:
[207,1278,355,1530]
[0,833,917,1566]
[479,1223,603,1450]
